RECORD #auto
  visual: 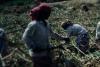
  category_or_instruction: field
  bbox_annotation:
[0,0,100,67]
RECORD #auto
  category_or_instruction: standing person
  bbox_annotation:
[22,3,69,67]
[61,20,89,53]
[0,28,8,57]
[95,21,100,49]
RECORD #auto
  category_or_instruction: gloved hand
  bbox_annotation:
[64,37,70,43]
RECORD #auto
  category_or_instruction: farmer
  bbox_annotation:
[22,3,69,67]
[95,21,100,49]
[0,28,8,57]
[61,20,89,53]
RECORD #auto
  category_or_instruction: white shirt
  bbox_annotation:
[22,20,64,50]
[65,24,87,37]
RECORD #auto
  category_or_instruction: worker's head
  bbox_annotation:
[61,20,73,30]
[30,3,51,20]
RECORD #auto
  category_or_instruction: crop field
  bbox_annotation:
[0,0,100,67]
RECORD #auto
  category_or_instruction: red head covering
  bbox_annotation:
[30,3,51,20]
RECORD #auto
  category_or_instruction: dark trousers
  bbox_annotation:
[76,32,89,53]
[32,51,53,67]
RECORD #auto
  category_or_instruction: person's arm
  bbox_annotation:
[22,22,36,50]
[48,26,70,43]
[66,26,74,38]
[67,30,72,38]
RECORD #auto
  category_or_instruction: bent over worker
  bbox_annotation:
[61,20,89,53]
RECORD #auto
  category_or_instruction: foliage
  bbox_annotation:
[0,0,100,67]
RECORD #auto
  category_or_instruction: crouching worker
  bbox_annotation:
[61,20,89,53]
[22,3,69,67]
[95,21,100,49]
[0,28,8,57]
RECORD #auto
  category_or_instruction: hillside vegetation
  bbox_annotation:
[0,0,100,67]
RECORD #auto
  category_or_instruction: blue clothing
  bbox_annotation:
[0,28,8,56]
[22,20,49,50]
[0,28,5,39]
[22,20,64,51]
[65,24,89,52]
[66,24,87,37]
[0,39,7,54]
[76,32,89,52]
